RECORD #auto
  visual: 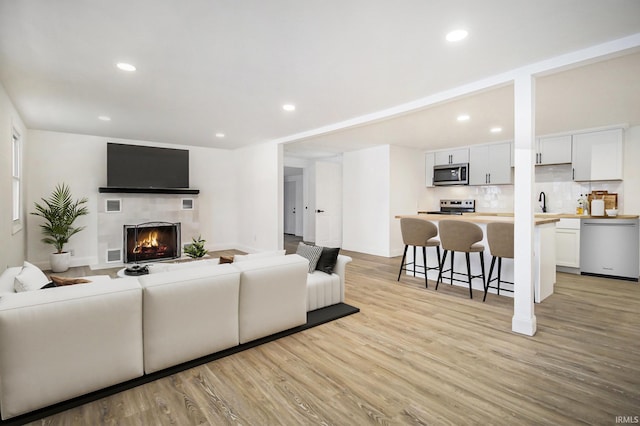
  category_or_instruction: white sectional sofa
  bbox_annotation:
[0,251,352,420]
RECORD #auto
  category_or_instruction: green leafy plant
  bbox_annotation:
[31,183,89,253]
[184,235,207,258]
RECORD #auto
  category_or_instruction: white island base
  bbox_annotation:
[400,215,557,303]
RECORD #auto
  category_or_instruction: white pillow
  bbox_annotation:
[0,266,22,294]
[295,242,323,273]
[14,261,50,292]
[233,250,286,263]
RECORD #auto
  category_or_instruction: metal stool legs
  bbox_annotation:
[436,249,485,299]
[398,245,441,289]
[483,255,513,302]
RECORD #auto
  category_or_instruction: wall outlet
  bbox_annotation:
[69,249,75,256]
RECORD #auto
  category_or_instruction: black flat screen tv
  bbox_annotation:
[107,143,189,188]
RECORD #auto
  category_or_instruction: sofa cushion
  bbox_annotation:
[139,264,241,374]
[315,247,340,274]
[295,242,323,273]
[14,262,50,292]
[0,278,144,419]
[234,254,308,344]
[147,258,219,274]
[233,250,285,263]
[0,267,21,294]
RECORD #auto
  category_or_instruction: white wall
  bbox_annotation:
[0,82,27,269]
[235,142,283,253]
[343,145,391,256]
[25,130,238,268]
[389,146,423,257]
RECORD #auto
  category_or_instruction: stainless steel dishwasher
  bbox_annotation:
[580,218,639,281]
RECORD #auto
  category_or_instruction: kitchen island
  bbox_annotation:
[396,214,559,302]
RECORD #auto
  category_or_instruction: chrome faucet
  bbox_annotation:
[538,191,547,213]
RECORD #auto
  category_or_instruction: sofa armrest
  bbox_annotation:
[334,254,352,301]
[0,278,143,420]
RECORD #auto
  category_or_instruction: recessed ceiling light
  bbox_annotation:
[490,127,503,133]
[457,114,470,122]
[98,115,111,121]
[116,62,136,72]
[282,104,296,111]
[215,133,225,138]
[446,29,468,42]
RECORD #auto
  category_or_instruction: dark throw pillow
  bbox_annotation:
[295,242,324,273]
[315,247,340,274]
[219,255,234,264]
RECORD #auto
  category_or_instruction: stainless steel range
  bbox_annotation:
[424,199,475,215]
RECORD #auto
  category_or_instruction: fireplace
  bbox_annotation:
[124,222,181,263]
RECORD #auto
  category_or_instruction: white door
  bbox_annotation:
[284,180,296,235]
[315,161,342,247]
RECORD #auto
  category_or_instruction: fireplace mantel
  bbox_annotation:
[99,187,199,195]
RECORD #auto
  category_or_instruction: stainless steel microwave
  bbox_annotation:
[433,163,469,186]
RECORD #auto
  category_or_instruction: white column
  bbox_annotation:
[512,73,537,336]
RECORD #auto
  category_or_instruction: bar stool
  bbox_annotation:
[436,220,486,299]
[483,222,514,302]
[397,218,441,288]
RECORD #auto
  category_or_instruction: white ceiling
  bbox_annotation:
[285,52,640,157]
[1,1,639,154]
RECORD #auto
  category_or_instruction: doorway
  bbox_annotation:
[284,167,303,237]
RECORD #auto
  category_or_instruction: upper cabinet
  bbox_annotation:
[425,152,435,187]
[434,148,469,166]
[469,142,512,185]
[572,128,623,181]
[536,135,572,165]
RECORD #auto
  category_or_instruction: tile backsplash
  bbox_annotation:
[419,164,625,214]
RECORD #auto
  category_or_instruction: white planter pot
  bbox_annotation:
[50,252,71,272]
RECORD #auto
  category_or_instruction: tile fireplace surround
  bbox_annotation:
[97,193,199,267]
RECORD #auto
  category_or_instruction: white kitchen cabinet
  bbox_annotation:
[434,148,469,165]
[425,152,435,187]
[572,128,623,181]
[536,135,572,165]
[556,219,580,269]
[468,142,512,185]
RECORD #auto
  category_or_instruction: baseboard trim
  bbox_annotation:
[0,303,359,425]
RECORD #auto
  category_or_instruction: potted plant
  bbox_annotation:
[31,183,89,272]
[184,235,207,259]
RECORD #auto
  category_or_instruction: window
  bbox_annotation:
[12,129,21,226]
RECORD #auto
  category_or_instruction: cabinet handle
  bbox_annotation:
[488,173,491,183]
[572,168,575,180]
[539,153,542,164]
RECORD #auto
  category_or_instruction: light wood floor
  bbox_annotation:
[30,239,639,425]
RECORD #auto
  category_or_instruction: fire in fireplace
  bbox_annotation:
[124,222,181,263]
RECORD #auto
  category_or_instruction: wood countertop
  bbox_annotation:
[456,212,640,220]
[398,214,560,225]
